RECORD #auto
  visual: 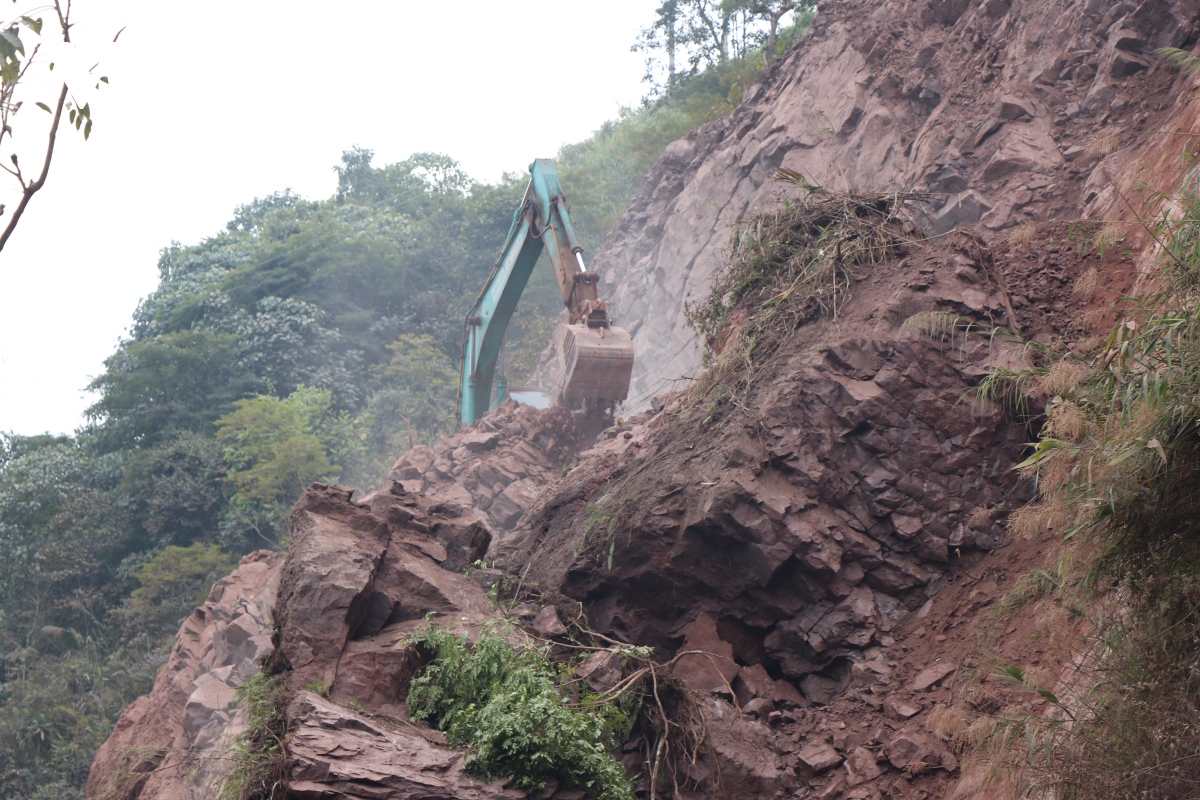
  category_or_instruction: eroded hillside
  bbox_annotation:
[85,0,1200,798]
[599,0,1198,404]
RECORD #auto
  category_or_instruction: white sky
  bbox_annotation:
[0,0,655,435]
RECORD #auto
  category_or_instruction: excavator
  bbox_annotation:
[457,159,634,426]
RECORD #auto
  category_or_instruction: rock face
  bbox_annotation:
[286,693,525,800]
[270,483,523,799]
[86,551,282,800]
[594,0,1199,404]
[374,401,594,535]
[497,239,1036,701]
[278,483,498,695]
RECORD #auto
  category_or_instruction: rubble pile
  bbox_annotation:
[494,233,1043,797]
[373,400,593,534]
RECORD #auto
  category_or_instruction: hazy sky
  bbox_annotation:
[0,0,655,435]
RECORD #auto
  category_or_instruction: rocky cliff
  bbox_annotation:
[87,551,282,800]
[87,0,1200,798]
[599,0,1199,405]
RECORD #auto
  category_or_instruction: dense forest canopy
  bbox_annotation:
[0,5,811,796]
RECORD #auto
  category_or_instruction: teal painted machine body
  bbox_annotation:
[457,159,588,426]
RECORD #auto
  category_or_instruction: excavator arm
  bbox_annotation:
[457,159,633,426]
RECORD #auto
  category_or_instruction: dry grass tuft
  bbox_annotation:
[1008,221,1038,247]
[927,704,970,744]
[1007,501,1068,541]
[1033,360,1092,397]
[1074,308,1116,331]
[1085,130,1120,158]
[1031,601,1070,641]
[685,188,930,407]
[966,506,993,529]
[1042,401,1091,442]
[1071,267,1099,300]
[901,310,972,340]
[1024,666,1060,693]
[1039,455,1076,495]
[964,716,997,748]
[1097,221,1128,255]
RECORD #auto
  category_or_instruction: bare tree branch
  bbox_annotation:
[0,81,67,251]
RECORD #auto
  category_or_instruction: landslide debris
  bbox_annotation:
[86,189,1115,800]
[373,401,594,534]
[492,187,1095,798]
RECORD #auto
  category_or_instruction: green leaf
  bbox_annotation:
[34,101,49,113]
[0,29,24,56]
[1036,688,1060,705]
[99,76,109,84]
[994,664,1027,685]
[83,118,92,140]
[20,16,42,35]
[1014,438,1070,471]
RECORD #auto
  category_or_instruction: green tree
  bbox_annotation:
[215,387,356,547]
[634,0,814,97]
[0,436,131,640]
[86,330,253,453]
[120,431,227,548]
[121,543,239,644]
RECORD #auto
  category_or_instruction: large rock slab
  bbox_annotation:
[287,692,526,800]
[274,484,393,689]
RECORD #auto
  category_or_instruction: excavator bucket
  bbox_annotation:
[557,323,634,403]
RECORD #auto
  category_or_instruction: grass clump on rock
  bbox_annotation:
[684,176,929,403]
[406,621,639,800]
[219,672,290,800]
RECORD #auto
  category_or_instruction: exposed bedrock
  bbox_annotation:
[497,250,1032,702]
[595,0,1199,403]
[86,551,282,800]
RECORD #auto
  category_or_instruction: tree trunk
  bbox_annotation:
[667,0,676,89]
[753,1,795,67]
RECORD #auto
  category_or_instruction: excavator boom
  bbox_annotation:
[457,160,633,426]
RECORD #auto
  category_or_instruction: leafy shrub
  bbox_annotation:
[406,622,637,800]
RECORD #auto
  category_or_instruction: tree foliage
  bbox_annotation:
[634,0,816,96]
[217,388,343,506]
